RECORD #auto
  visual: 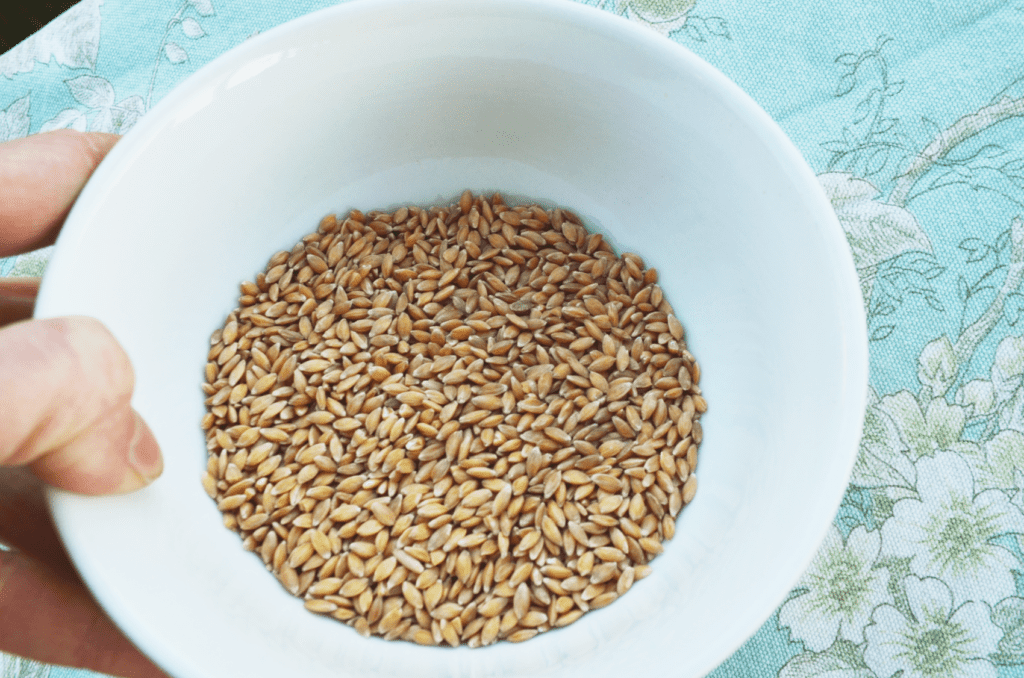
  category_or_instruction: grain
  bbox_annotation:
[202,191,706,647]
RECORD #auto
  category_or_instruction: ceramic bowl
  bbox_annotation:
[35,1,868,676]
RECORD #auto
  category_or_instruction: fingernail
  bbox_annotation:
[127,410,164,483]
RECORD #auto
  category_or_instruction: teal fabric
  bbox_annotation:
[3,0,1024,676]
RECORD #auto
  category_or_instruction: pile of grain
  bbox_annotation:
[201,191,706,647]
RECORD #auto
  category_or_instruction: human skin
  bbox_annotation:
[0,130,168,678]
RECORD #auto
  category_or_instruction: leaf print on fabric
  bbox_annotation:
[990,335,1024,406]
[888,95,1024,209]
[949,220,1024,404]
[1011,470,1024,515]
[998,388,1024,439]
[819,172,931,274]
[181,17,206,39]
[0,654,50,678]
[975,430,1024,490]
[683,15,730,42]
[956,380,995,418]
[67,75,114,109]
[190,0,215,16]
[879,391,975,462]
[164,43,188,64]
[777,639,874,678]
[0,94,30,142]
[991,596,1024,664]
[596,0,728,42]
[851,388,915,490]
[147,0,215,108]
[863,251,945,341]
[880,453,1024,607]
[988,334,1024,438]
[863,577,999,678]
[7,249,52,278]
[39,77,146,134]
[824,37,909,180]
[819,48,1024,355]
[109,95,145,134]
[779,525,893,652]
[39,108,87,133]
[0,0,102,79]
[917,336,958,398]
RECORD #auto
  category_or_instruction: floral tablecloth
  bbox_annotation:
[3,0,1024,677]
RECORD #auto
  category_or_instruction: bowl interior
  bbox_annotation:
[36,1,867,677]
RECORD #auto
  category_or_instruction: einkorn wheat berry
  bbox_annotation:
[200,191,706,647]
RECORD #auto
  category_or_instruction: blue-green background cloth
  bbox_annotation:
[4,0,1024,676]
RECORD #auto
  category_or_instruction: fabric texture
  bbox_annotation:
[3,0,1024,676]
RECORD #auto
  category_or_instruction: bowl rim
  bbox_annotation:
[38,0,869,676]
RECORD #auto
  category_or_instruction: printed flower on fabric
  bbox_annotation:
[613,0,695,35]
[879,391,977,462]
[864,576,999,678]
[778,525,892,651]
[880,452,1024,607]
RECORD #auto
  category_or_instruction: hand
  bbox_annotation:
[0,130,167,678]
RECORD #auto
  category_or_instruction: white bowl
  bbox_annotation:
[36,1,867,676]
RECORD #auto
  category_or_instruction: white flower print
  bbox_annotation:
[864,577,1000,678]
[881,452,1024,607]
[779,525,893,651]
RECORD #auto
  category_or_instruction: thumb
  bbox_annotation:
[0,316,163,494]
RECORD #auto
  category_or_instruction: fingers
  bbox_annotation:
[0,133,161,492]
[0,316,163,494]
[0,276,39,326]
[0,131,166,678]
[0,467,75,580]
[0,550,170,678]
[0,130,120,258]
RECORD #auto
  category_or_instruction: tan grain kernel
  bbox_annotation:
[305,599,338,614]
[682,475,698,504]
[340,578,369,597]
[594,547,626,563]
